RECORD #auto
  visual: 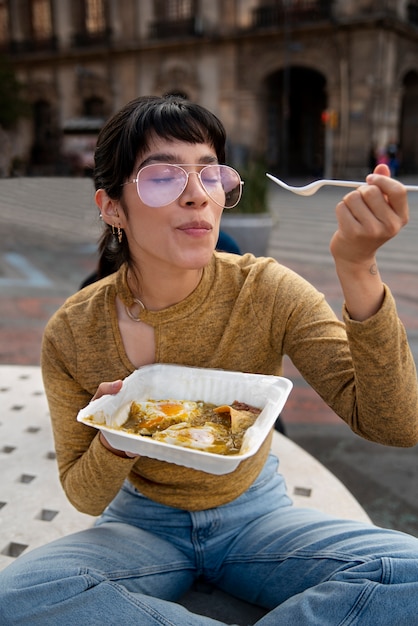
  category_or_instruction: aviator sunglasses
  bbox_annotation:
[123,163,243,209]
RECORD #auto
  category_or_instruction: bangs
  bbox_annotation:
[151,107,218,145]
[130,97,226,162]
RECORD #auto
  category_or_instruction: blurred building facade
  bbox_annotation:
[1,0,418,178]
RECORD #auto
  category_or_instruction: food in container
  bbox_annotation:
[96,398,261,455]
[77,364,293,475]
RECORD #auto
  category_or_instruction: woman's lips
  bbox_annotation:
[177,221,212,235]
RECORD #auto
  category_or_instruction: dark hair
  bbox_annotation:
[93,95,227,275]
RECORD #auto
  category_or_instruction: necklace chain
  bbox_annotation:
[125,298,146,322]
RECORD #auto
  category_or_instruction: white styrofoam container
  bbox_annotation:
[77,364,293,475]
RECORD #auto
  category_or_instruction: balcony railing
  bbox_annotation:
[71,28,112,48]
[9,36,58,54]
[253,1,332,29]
[149,17,199,39]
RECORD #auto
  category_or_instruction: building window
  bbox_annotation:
[0,0,9,48]
[83,96,105,118]
[31,0,53,41]
[12,0,57,51]
[85,0,106,34]
[154,0,194,20]
[151,0,198,38]
[72,0,109,46]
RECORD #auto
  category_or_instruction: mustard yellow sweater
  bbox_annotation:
[41,253,418,515]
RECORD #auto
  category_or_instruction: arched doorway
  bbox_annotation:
[265,66,327,177]
[400,71,418,174]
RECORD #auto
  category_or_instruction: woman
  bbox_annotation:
[1,95,418,625]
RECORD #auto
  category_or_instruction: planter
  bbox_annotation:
[220,213,273,257]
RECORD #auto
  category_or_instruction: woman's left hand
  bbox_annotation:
[91,379,139,459]
[330,163,409,266]
[330,163,409,321]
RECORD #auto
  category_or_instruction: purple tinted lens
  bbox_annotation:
[136,164,186,207]
[136,164,242,208]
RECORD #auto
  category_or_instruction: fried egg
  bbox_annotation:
[122,399,202,434]
[152,422,234,454]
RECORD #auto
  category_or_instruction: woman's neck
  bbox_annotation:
[127,265,204,311]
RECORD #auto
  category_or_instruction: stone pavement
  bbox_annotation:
[1,176,418,537]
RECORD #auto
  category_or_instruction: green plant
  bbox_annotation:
[231,157,269,213]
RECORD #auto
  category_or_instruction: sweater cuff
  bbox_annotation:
[342,284,394,328]
[94,430,138,463]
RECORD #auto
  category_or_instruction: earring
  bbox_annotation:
[111,223,123,243]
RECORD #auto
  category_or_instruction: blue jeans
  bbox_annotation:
[1,454,418,625]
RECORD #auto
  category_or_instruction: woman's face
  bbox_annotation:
[108,136,225,273]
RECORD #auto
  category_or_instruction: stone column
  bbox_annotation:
[52,0,72,49]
